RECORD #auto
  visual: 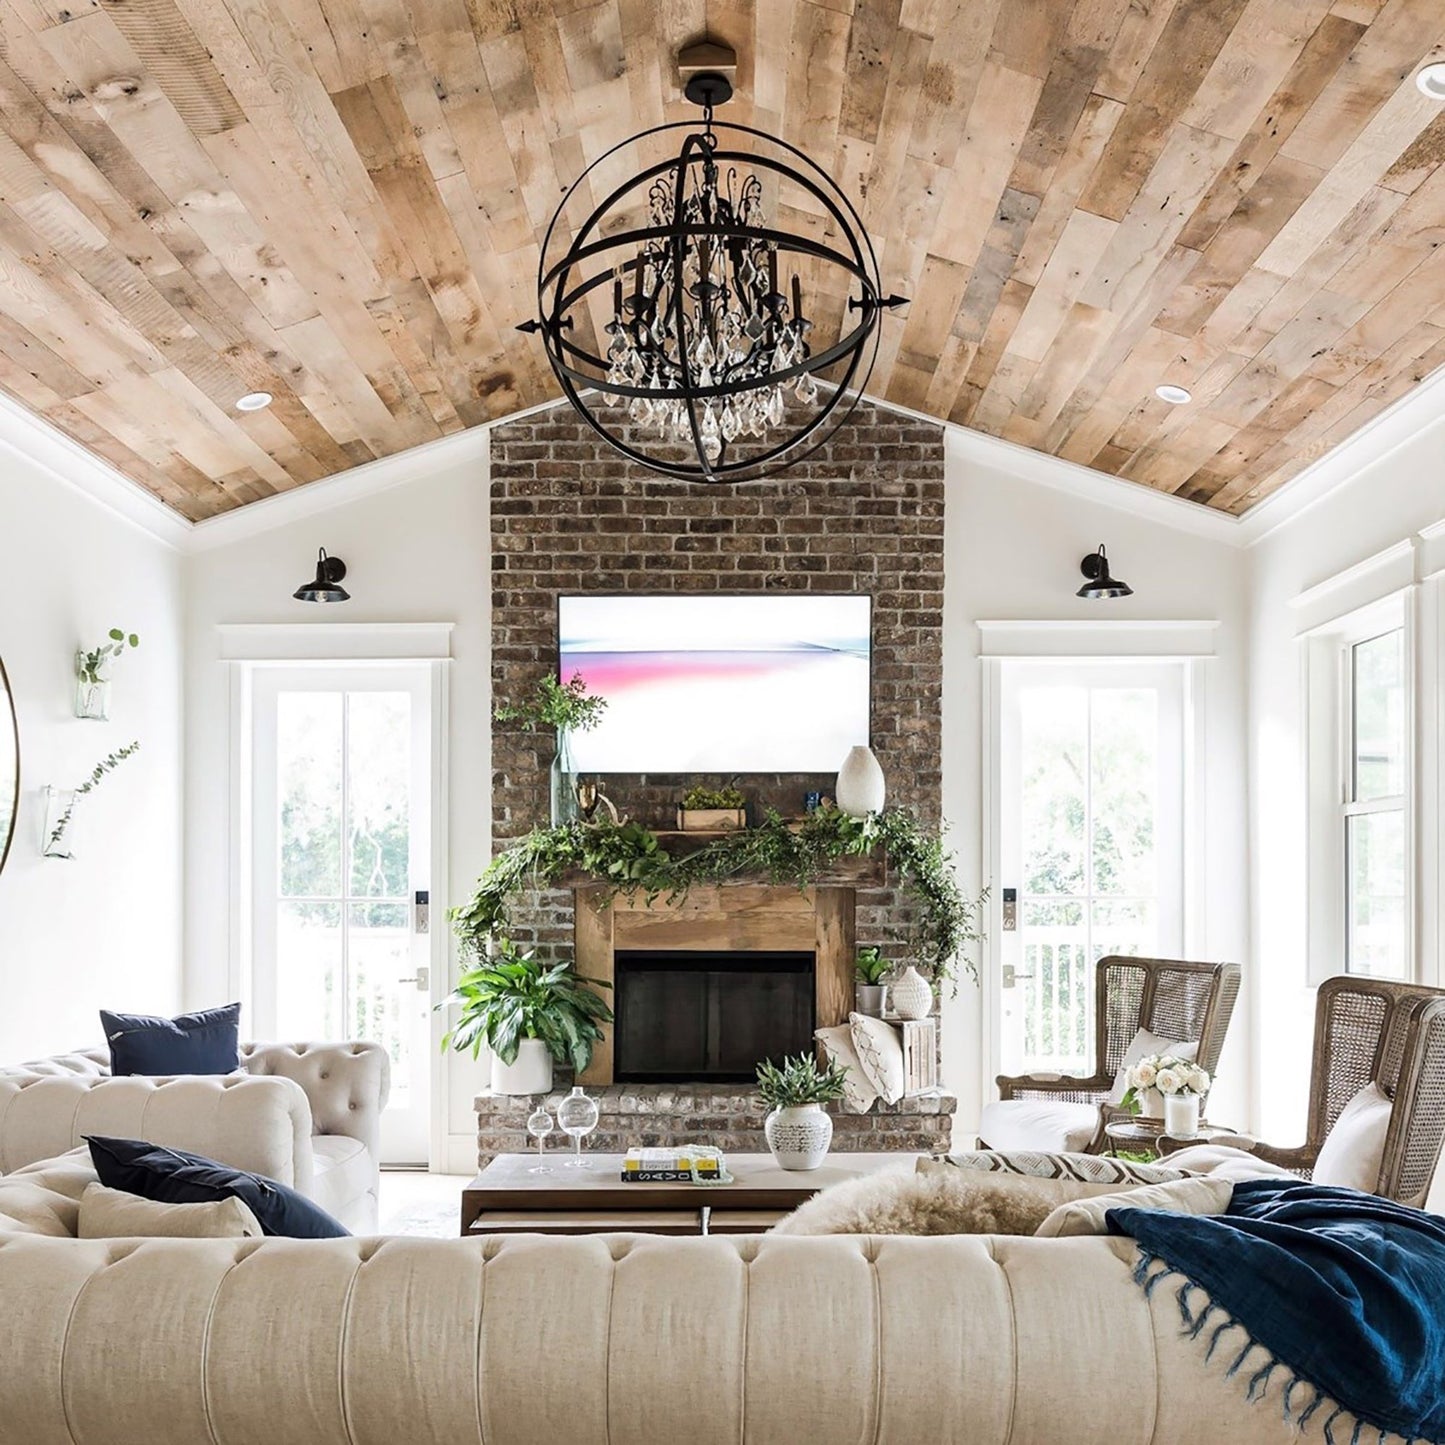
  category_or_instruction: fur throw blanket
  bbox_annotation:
[772,1165,1122,1237]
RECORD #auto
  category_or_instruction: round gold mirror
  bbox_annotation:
[0,658,16,875]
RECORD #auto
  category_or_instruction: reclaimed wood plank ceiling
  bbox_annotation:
[0,0,1441,521]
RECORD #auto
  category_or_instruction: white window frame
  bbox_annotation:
[1304,593,1414,986]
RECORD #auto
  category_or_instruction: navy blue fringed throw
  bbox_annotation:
[1108,1178,1445,1443]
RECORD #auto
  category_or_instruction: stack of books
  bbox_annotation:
[620,1148,723,1183]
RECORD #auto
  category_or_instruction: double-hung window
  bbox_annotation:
[1307,599,1410,983]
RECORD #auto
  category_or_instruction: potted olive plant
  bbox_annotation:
[439,941,613,1096]
[854,946,889,1017]
[494,672,607,826]
[756,1052,849,1171]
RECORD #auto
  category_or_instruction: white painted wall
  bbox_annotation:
[0,461,184,1062]
[182,446,491,1171]
[1247,413,1445,1160]
[941,432,1253,1139]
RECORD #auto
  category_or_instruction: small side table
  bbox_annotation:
[1103,1118,1233,1160]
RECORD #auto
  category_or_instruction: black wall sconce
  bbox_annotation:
[1077,544,1132,599]
[294,548,350,604]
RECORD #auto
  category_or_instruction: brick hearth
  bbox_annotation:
[474,1084,957,1170]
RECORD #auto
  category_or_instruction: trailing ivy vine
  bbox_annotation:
[452,807,986,995]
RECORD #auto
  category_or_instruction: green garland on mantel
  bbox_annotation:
[452,807,987,995]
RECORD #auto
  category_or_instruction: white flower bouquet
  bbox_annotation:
[1121,1053,1210,1115]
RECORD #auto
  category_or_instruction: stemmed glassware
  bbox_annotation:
[555,1085,599,1169]
[526,1101,554,1174]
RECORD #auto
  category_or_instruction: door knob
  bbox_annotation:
[397,967,430,990]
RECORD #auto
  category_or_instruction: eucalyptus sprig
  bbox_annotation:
[47,740,141,852]
[77,629,140,685]
[494,672,607,734]
[452,806,986,994]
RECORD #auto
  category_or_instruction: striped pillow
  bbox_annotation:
[931,1149,1193,1185]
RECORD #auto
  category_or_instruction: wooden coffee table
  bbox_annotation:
[459,1151,916,1237]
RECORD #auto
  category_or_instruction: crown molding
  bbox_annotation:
[6,360,1443,556]
[0,389,190,549]
[1234,362,1445,548]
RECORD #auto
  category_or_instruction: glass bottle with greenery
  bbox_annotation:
[494,672,607,826]
[75,629,139,721]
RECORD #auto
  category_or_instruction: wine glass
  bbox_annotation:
[526,1102,554,1174]
[555,1085,599,1169]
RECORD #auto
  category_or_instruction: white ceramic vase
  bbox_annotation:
[836,745,885,817]
[490,1037,554,1096]
[765,1103,834,1171]
[1164,1091,1200,1137]
[890,964,932,1020]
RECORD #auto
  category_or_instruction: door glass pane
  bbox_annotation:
[1091,900,1156,960]
[1021,900,1088,1074]
[1352,630,1404,802]
[1090,688,1157,896]
[1348,811,1405,977]
[276,901,342,1039]
[347,692,411,897]
[278,693,342,897]
[349,901,412,1103]
[1020,687,1086,897]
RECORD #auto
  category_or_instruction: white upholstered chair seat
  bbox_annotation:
[978,1098,1101,1154]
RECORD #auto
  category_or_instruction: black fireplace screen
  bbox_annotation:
[613,950,816,1083]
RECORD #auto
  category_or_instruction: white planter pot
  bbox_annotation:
[890,965,932,1021]
[836,746,885,817]
[765,1104,834,1171]
[490,1038,554,1096]
[1164,1092,1201,1137]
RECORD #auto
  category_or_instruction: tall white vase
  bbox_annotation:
[836,746,885,817]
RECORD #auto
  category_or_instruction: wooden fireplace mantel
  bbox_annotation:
[574,883,857,1087]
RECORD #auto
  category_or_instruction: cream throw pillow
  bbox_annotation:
[1313,1082,1393,1193]
[848,1012,905,1104]
[1035,1176,1234,1237]
[1107,1027,1200,1110]
[78,1182,264,1239]
[814,1024,878,1114]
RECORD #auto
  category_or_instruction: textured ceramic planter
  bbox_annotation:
[889,964,932,1020]
[854,983,887,1018]
[765,1104,834,1171]
[490,1038,554,1096]
[835,745,885,817]
[1164,1092,1201,1137]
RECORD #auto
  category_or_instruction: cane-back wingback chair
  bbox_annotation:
[1162,975,1445,1207]
[980,956,1242,1155]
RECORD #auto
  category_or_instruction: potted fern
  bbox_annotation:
[439,942,613,1095]
[756,1052,849,1171]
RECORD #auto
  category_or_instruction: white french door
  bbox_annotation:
[996,661,1186,1079]
[250,665,434,1165]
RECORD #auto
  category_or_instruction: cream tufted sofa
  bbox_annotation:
[0,1153,1324,1445]
[0,1042,389,1232]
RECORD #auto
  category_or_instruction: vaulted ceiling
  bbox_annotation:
[0,0,1442,521]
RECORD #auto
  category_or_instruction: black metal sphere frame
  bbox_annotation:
[527,114,897,483]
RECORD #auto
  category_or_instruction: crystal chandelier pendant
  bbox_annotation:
[523,49,905,483]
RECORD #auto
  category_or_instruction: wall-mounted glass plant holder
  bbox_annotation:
[43,786,79,859]
[75,660,110,721]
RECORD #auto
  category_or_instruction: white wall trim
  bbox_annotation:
[1237,363,1445,548]
[216,622,455,661]
[976,619,1220,658]
[0,390,190,550]
[1290,540,1419,634]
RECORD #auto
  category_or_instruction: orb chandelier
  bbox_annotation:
[518,65,906,484]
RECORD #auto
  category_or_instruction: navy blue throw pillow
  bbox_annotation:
[86,1136,349,1239]
[100,1003,241,1076]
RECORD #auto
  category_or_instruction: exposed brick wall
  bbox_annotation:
[489,397,945,961]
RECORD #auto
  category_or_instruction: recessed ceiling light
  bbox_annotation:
[235,391,273,412]
[1155,383,1192,405]
[1416,62,1445,100]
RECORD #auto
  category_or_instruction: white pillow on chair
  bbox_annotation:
[1313,1082,1393,1193]
[1106,1028,1200,1110]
